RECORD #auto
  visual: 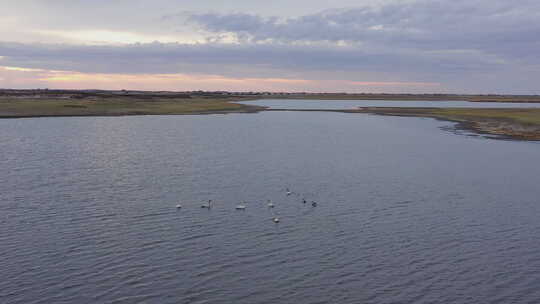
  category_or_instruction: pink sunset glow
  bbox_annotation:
[0,66,442,93]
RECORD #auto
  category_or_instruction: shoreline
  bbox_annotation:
[259,95,540,103]
[0,105,264,119]
[349,107,540,141]
[1,94,539,141]
[3,89,540,103]
[0,97,265,119]
[260,108,540,141]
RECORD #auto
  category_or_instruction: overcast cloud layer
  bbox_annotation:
[1,0,539,93]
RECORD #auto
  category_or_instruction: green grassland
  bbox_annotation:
[0,97,263,118]
[430,108,540,125]
[353,107,540,140]
[2,90,540,140]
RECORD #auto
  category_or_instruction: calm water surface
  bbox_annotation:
[242,98,540,109]
[1,110,540,304]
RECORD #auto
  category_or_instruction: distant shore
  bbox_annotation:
[0,96,264,118]
[1,89,540,140]
[350,107,540,141]
[264,108,540,141]
[261,94,540,103]
[2,89,540,103]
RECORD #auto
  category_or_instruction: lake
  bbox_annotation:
[242,98,540,109]
[1,107,540,303]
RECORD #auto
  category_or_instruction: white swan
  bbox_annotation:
[176,204,182,209]
[267,200,275,208]
[273,217,280,223]
[236,202,246,210]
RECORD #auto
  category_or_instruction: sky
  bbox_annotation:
[1,0,539,94]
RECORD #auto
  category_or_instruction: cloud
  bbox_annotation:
[0,40,504,77]
[187,0,540,63]
[0,65,440,92]
[29,30,189,45]
[1,37,537,93]
[1,0,539,93]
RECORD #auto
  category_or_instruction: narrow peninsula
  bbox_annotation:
[2,89,540,141]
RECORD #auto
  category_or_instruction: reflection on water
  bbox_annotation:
[1,112,540,304]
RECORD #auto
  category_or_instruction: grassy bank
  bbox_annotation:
[0,97,264,118]
[2,90,540,141]
[353,107,540,140]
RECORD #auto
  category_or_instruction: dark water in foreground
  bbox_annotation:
[1,111,540,304]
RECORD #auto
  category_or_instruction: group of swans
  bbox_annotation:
[176,199,280,222]
[177,199,212,209]
[177,199,275,210]
[176,188,318,223]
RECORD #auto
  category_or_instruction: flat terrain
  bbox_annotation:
[352,107,540,140]
[260,93,540,103]
[1,89,540,140]
[0,97,262,118]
